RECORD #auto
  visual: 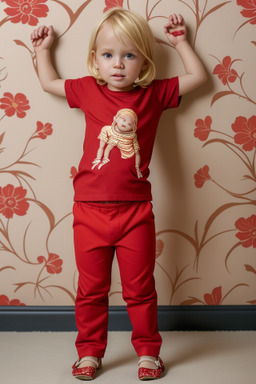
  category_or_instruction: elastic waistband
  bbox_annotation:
[85,201,140,209]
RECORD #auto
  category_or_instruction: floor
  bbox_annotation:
[0,331,255,384]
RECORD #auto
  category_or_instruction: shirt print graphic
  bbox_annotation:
[91,108,143,178]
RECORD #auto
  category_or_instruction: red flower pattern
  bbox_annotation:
[204,286,222,305]
[237,0,256,24]
[235,215,256,248]
[232,115,256,151]
[213,56,238,85]
[0,294,25,306]
[194,166,211,188]
[3,0,49,26]
[0,184,29,218]
[194,116,212,141]
[35,121,53,139]
[70,166,78,179]
[37,253,63,274]
[104,0,124,12]
[0,92,30,118]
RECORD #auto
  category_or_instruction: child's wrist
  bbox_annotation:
[173,39,188,50]
[34,47,51,56]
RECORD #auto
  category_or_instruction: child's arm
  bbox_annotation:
[31,26,66,97]
[164,14,207,96]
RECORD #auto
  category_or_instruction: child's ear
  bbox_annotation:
[141,59,148,71]
[91,50,99,69]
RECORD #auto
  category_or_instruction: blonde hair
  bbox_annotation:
[87,8,156,87]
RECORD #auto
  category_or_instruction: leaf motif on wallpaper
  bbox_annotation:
[0,132,5,154]
[154,259,200,304]
[234,0,256,38]
[1,0,49,27]
[27,199,56,230]
[0,58,8,87]
[51,0,94,38]
[178,0,232,47]
[244,264,256,274]
[211,91,236,107]
[0,266,15,273]
[181,284,249,305]
[211,55,256,106]
[194,202,252,271]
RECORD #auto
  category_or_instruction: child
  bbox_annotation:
[31,8,206,381]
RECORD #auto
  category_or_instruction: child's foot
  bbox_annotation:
[72,356,102,380]
[138,356,165,380]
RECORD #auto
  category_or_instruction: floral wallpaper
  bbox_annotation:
[0,0,255,307]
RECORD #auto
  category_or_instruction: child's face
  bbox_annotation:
[92,23,148,92]
[115,114,135,133]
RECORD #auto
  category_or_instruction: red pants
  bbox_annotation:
[73,201,162,358]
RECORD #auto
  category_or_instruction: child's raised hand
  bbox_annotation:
[31,25,55,52]
[164,14,186,46]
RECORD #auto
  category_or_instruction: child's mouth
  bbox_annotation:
[113,74,125,78]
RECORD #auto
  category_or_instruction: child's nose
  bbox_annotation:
[114,56,124,68]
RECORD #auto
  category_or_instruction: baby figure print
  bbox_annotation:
[92,108,143,178]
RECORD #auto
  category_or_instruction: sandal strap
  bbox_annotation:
[75,356,100,369]
[138,356,161,368]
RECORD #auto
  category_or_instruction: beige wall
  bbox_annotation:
[0,0,255,307]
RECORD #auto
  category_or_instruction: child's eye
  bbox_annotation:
[125,53,135,59]
[103,53,112,59]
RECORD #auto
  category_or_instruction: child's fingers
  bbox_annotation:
[30,28,41,41]
[30,29,38,41]
[165,13,184,29]
[30,25,48,40]
[171,13,183,24]
[38,25,48,37]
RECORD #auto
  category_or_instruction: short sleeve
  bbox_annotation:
[65,77,92,109]
[65,79,80,108]
[154,77,181,110]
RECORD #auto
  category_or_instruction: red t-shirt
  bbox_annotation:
[65,76,180,201]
